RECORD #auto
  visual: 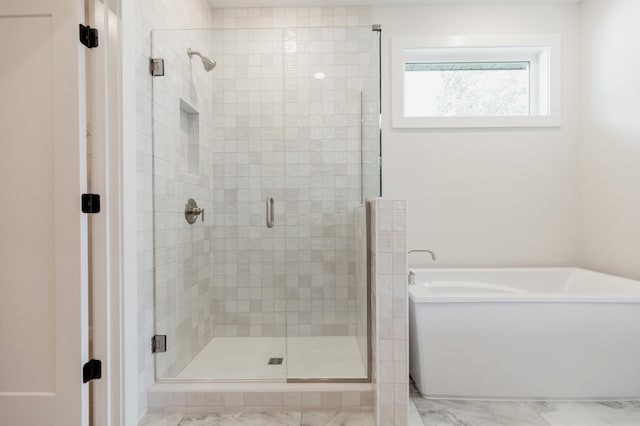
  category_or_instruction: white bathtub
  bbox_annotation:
[408,268,640,400]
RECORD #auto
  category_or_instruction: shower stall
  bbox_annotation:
[150,25,380,383]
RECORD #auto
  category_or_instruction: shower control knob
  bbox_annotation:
[185,199,204,224]
[188,207,205,219]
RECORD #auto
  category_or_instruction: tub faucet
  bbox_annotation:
[408,248,437,261]
[408,248,437,286]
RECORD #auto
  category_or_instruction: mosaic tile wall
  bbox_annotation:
[369,199,408,426]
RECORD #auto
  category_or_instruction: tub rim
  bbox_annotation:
[408,267,640,303]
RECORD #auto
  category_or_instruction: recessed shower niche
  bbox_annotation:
[179,98,199,176]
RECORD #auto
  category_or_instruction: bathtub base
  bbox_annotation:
[410,301,640,400]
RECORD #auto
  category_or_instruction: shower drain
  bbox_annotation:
[268,357,283,365]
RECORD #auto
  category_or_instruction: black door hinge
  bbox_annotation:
[79,24,99,48]
[81,193,101,214]
[152,335,167,353]
[83,359,102,383]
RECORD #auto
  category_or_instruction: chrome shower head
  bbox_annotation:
[187,48,216,72]
[202,57,216,71]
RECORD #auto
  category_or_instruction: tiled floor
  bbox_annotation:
[140,392,640,426]
[410,383,640,426]
[139,411,374,426]
[177,337,366,380]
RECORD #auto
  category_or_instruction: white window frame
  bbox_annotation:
[391,34,562,129]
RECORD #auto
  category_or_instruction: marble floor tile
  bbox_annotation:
[301,411,339,426]
[138,411,376,426]
[301,411,374,426]
[323,412,374,426]
[179,412,301,426]
[409,400,425,426]
[413,399,550,426]
[139,412,183,426]
[529,401,640,426]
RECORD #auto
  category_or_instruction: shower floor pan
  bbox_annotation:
[175,336,366,381]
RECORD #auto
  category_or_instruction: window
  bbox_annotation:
[404,61,531,117]
[392,35,561,128]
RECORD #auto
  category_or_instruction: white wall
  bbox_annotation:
[372,3,581,268]
[578,0,640,280]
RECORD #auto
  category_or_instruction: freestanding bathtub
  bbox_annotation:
[408,268,640,400]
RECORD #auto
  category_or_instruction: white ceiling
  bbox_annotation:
[208,0,581,8]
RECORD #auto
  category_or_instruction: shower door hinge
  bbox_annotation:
[81,193,101,214]
[149,58,165,77]
[152,335,167,353]
[79,24,99,48]
[82,359,102,383]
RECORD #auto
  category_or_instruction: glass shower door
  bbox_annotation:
[283,26,380,381]
[151,28,288,382]
[207,27,289,380]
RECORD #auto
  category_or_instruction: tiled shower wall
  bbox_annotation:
[135,0,213,417]
[207,7,377,338]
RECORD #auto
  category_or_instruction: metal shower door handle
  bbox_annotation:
[266,197,274,228]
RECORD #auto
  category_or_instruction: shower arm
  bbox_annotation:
[187,48,203,59]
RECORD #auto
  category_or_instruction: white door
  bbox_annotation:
[0,0,89,425]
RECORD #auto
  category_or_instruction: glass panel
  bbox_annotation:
[152,28,286,382]
[363,31,382,202]
[208,27,287,381]
[283,26,379,381]
[151,29,220,381]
